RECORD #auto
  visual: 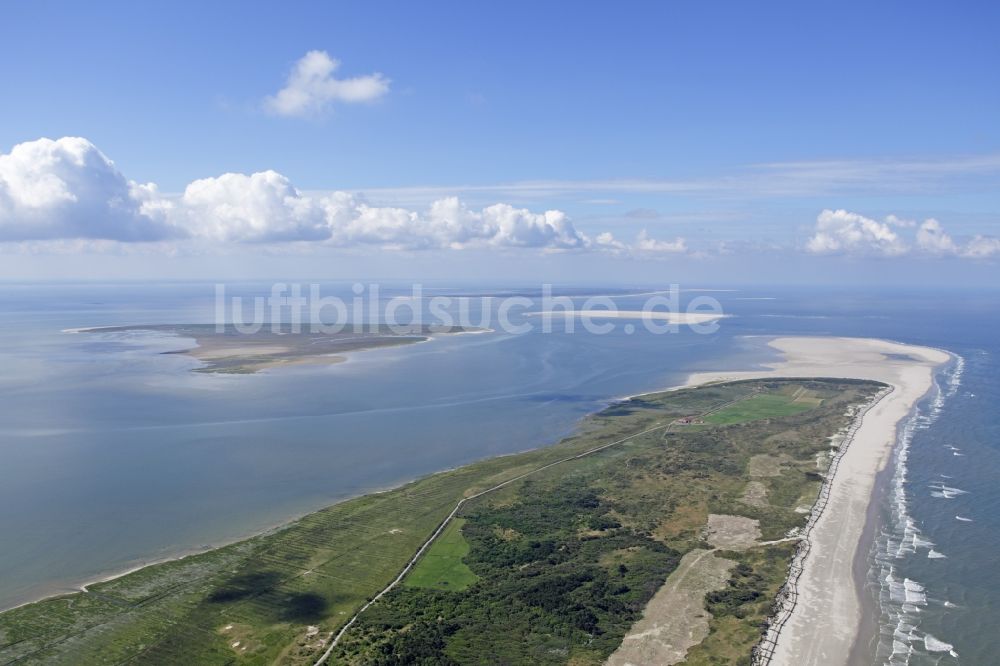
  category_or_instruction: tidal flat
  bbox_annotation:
[73,324,484,373]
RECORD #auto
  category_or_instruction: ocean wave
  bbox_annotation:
[923,634,958,657]
[944,355,964,398]
[955,515,973,522]
[872,355,964,665]
[903,578,928,605]
[929,483,969,499]
[891,639,911,659]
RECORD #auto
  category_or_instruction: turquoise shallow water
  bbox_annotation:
[0,282,997,664]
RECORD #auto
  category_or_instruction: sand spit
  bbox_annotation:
[525,310,727,325]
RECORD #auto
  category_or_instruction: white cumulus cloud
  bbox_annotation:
[480,203,587,249]
[915,219,958,254]
[263,51,390,117]
[326,194,430,249]
[0,138,610,252]
[10,138,999,265]
[806,209,1000,259]
[319,194,592,251]
[180,171,329,242]
[806,209,907,256]
[634,229,688,254]
[961,235,1000,258]
[0,137,179,241]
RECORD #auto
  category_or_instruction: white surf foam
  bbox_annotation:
[929,482,969,499]
[903,578,927,605]
[871,355,964,665]
[923,634,958,657]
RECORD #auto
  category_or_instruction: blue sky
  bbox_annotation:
[1,1,999,283]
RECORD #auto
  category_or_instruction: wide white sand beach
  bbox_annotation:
[684,336,951,666]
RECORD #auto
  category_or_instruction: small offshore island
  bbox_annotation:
[0,337,950,665]
[73,324,486,374]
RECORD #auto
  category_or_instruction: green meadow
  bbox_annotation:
[404,519,479,591]
[703,389,819,425]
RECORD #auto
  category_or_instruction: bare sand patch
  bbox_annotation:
[741,481,769,508]
[748,453,791,477]
[704,513,762,550]
[609,513,766,666]
[190,345,291,359]
[606,549,735,666]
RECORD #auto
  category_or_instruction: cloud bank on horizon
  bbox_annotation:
[0,136,683,256]
[0,137,997,260]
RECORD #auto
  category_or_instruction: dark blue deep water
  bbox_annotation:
[0,282,996,664]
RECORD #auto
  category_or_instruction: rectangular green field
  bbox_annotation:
[405,518,478,591]
[703,392,818,425]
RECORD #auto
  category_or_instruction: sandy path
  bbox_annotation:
[684,337,951,666]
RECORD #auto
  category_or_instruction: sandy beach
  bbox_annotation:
[685,336,951,666]
[526,310,728,324]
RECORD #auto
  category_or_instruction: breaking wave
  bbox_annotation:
[872,355,964,665]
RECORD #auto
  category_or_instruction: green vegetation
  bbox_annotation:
[331,378,880,664]
[703,389,818,425]
[345,480,682,664]
[0,378,881,665]
[404,519,479,591]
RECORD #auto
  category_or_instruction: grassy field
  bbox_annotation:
[703,389,819,425]
[0,378,882,665]
[404,519,478,591]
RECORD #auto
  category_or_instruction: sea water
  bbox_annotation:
[0,282,760,609]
